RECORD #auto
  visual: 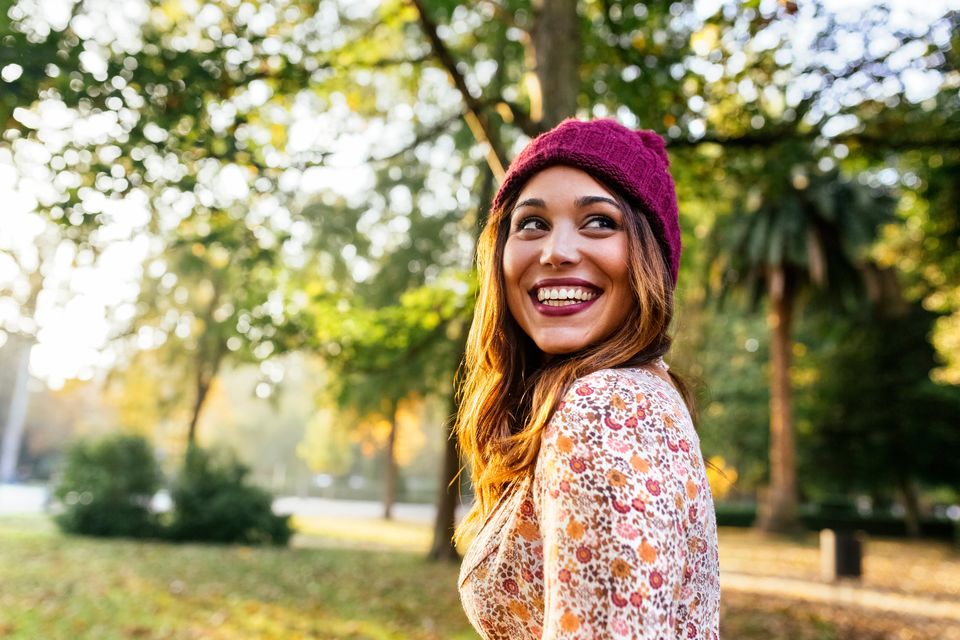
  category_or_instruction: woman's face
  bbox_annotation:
[502,166,633,355]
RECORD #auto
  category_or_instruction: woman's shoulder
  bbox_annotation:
[562,363,679,407]
[548,363,694,443]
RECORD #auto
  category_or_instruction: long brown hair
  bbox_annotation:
[454,177,696,543]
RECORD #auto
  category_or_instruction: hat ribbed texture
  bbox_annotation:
[492,118,681,286]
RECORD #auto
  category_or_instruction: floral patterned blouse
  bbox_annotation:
[458,364,720,639]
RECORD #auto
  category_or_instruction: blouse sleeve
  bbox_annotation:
[534,369,698,639]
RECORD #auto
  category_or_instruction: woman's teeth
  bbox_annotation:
[536,287,598,306]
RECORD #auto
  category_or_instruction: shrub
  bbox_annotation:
[54,434,161,538]
[165,446,291,546]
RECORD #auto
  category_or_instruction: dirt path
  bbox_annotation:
[722,571,960,621]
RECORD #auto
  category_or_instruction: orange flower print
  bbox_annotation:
[630,455,649,472]
[556,434,574,453]
[559,611,580,632]
[686,479,698,499]
[610,393,626,410]
[518,520,539,540]
[566,519,585,539]
[508,600,531,621]
[607,468,628,487]
[610,558,633,578]
[639,539,658,563]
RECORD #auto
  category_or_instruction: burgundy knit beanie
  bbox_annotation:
[492,118,681,287]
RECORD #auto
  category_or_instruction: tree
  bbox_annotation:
[802,303,960,535]
[314,279,473,520]
[6,0,960,555]
[709,165,895,531]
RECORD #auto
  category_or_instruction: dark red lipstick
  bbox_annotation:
[529,278,603,317]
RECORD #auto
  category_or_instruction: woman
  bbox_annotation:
[455,118,720,639]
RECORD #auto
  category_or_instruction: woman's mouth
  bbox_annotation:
[529,283,602,316]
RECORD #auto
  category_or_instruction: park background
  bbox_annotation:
[1,0,959,637]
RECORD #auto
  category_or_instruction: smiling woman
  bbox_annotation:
[454,119,720,639]
[503,166,632,355]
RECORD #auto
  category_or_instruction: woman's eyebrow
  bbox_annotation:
[575,195,620,209]
[513,197,546,211]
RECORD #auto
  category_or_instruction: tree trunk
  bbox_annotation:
[0,338,33,483]
[428,411,462,561]
[757,267,801,533]
[383,400,399,520]
[898,474,922,538]
[529,0,580,128]
[186,368,212,446]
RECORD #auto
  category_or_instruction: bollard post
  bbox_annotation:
[820,528,862,582]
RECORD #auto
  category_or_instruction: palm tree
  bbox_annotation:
[710,166,894,533]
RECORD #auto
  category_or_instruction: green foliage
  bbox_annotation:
[711,166,895,310]
[801,305,960,498]
[165,445,291,546]
[53,434,161,538]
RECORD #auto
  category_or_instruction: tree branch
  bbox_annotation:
[370,113,461,163]
[408,0,509,181]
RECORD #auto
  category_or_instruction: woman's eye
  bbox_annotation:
[515,216,547,232]
[584,215,618,230]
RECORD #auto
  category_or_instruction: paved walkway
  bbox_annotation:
[722,571,960,621]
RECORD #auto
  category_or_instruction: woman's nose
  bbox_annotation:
[539,225,581,267]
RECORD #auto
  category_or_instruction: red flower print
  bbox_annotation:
[624,416,638,429]
[630,591,645,606]
[611,592,628,608]
[604,416,622,430]
[667,439,679,452]
[569,457,587,473]
[520,500,534,516]
[558,568,571,583]
[503,578,519,595]
[576,384,593,396]
[646,479,661,495]
[559,480,571,492]
[689,505,698,522]
[575,546,592,563]
[631,496,647,512]
[649,570,664,589]
[611,499,631,514]
[679,439,690,452]
[687,622,697,638]
[522,568,534,582]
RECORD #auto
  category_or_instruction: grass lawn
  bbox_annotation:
[1,515,957,639]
